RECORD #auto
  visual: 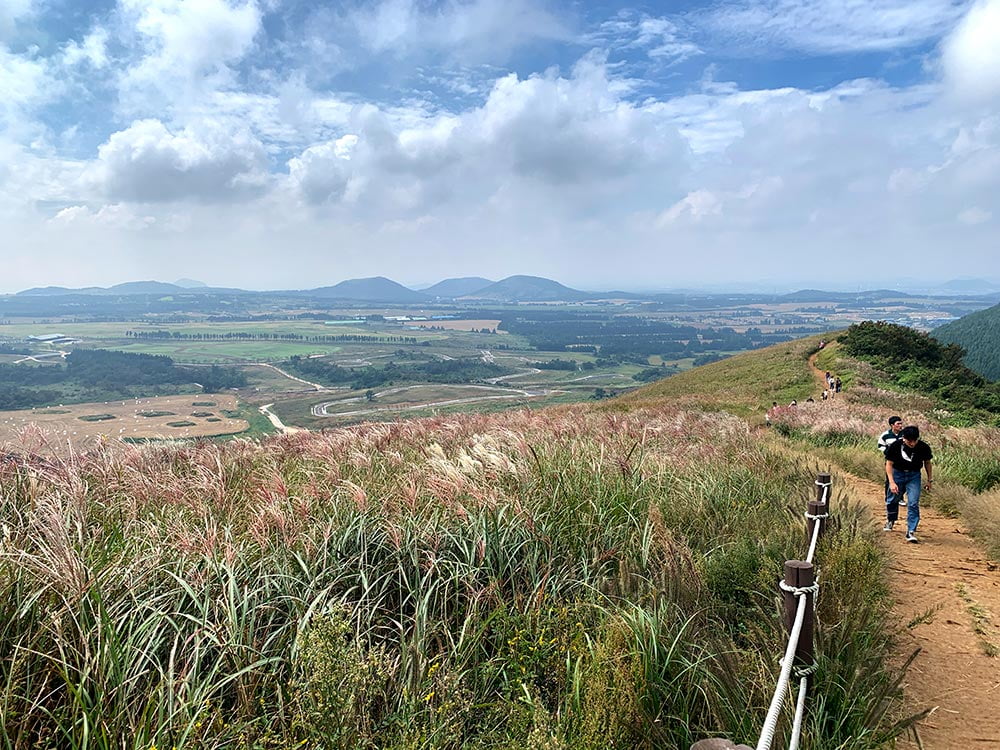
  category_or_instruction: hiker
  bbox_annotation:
[835,376,842,393]
[878,416,904,531]
[821,389,828,400]
[884,425,933,543]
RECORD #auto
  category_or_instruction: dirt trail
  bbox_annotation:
[807,352,1000,748]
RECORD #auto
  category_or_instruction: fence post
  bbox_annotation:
[815,472,831,510]
[806,500,825,541]
[781,560,815,671]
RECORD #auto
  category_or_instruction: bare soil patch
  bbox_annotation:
[0,394,249,452]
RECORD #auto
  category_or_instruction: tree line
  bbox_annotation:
[285,355,510,390]
[0,349,246,410]
[126,331,420,344]
[840,321,1000,422]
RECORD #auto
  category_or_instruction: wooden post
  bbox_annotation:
[782,560,815,671]
[690,740,754,750]
[815,472,831,510]
[807,500,825,541]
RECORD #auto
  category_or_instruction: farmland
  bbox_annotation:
[1,288,996,439]
[0,394,249,450]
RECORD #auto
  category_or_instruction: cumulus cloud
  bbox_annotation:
[63,28,110,69]
[0,47,56,132]
[288,53,687,213]
[941,0,1000,102]
[117,0,262,113]
[87,119,269,202]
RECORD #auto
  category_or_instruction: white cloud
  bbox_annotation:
[657,189,722,224]
[0,0,37,40]
[288,53,687,213]
[591,11,701,63]
[287,134,359,204]
[349,0,569,61]
[63,28,110,69]
[87,119,269,202]
[51,204,158,230]
[117,0,262,114]
[958,206,991,224]
[0,46,55,132]
[941,0,1000,102]
[702,0,969,54]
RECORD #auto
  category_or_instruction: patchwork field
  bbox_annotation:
[404,318,502,331]
[0,394,249,450]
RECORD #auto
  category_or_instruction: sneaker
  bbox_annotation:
[905,532,918,543]
[882,521,894,532]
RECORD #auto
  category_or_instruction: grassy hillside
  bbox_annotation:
[614,333,826,417]
[0,390,907,748]
[931,302,1000,381]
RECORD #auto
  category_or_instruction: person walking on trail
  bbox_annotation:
[885,425,933,543]
[879,416,904,531]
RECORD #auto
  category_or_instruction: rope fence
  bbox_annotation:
[691,473,833,750]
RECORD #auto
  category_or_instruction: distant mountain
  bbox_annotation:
[931,303,1000,381]
[104,281,186,295]
[175,278,208,288]
[462,275,589,302]
[307,277,430,303]
[16,281,246,296]
[779,289,912,303]
[422,277,494,298]
[933,278,1000,295]
[17,285,103,296]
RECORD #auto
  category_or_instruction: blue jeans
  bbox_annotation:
[884,477,900,522]
[892,469,922,534]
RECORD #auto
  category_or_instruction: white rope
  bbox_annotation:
[756,587,811,750]
[815,479,830,505]
[778,579,819,597]
[788,675,809,750]
[805,516,823,564]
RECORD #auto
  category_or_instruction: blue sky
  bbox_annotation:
[1,0,998,292]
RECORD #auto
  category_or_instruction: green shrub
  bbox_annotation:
[78,413,116,421]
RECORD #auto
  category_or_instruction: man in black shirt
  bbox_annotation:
[885,425,933,543]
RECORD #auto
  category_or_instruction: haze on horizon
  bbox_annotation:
[2,0,999,293]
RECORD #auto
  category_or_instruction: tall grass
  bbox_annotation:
[1,405,907,748]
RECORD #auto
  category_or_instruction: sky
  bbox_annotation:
[1,0,999,293]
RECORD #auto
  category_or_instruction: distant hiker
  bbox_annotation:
[789,399,798,407]
[765,402,777,426]
[885,425,933,543]
[821,389,828,400]
[878,416,904,531]
[835,376,842,393]
[806,397,814,402]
